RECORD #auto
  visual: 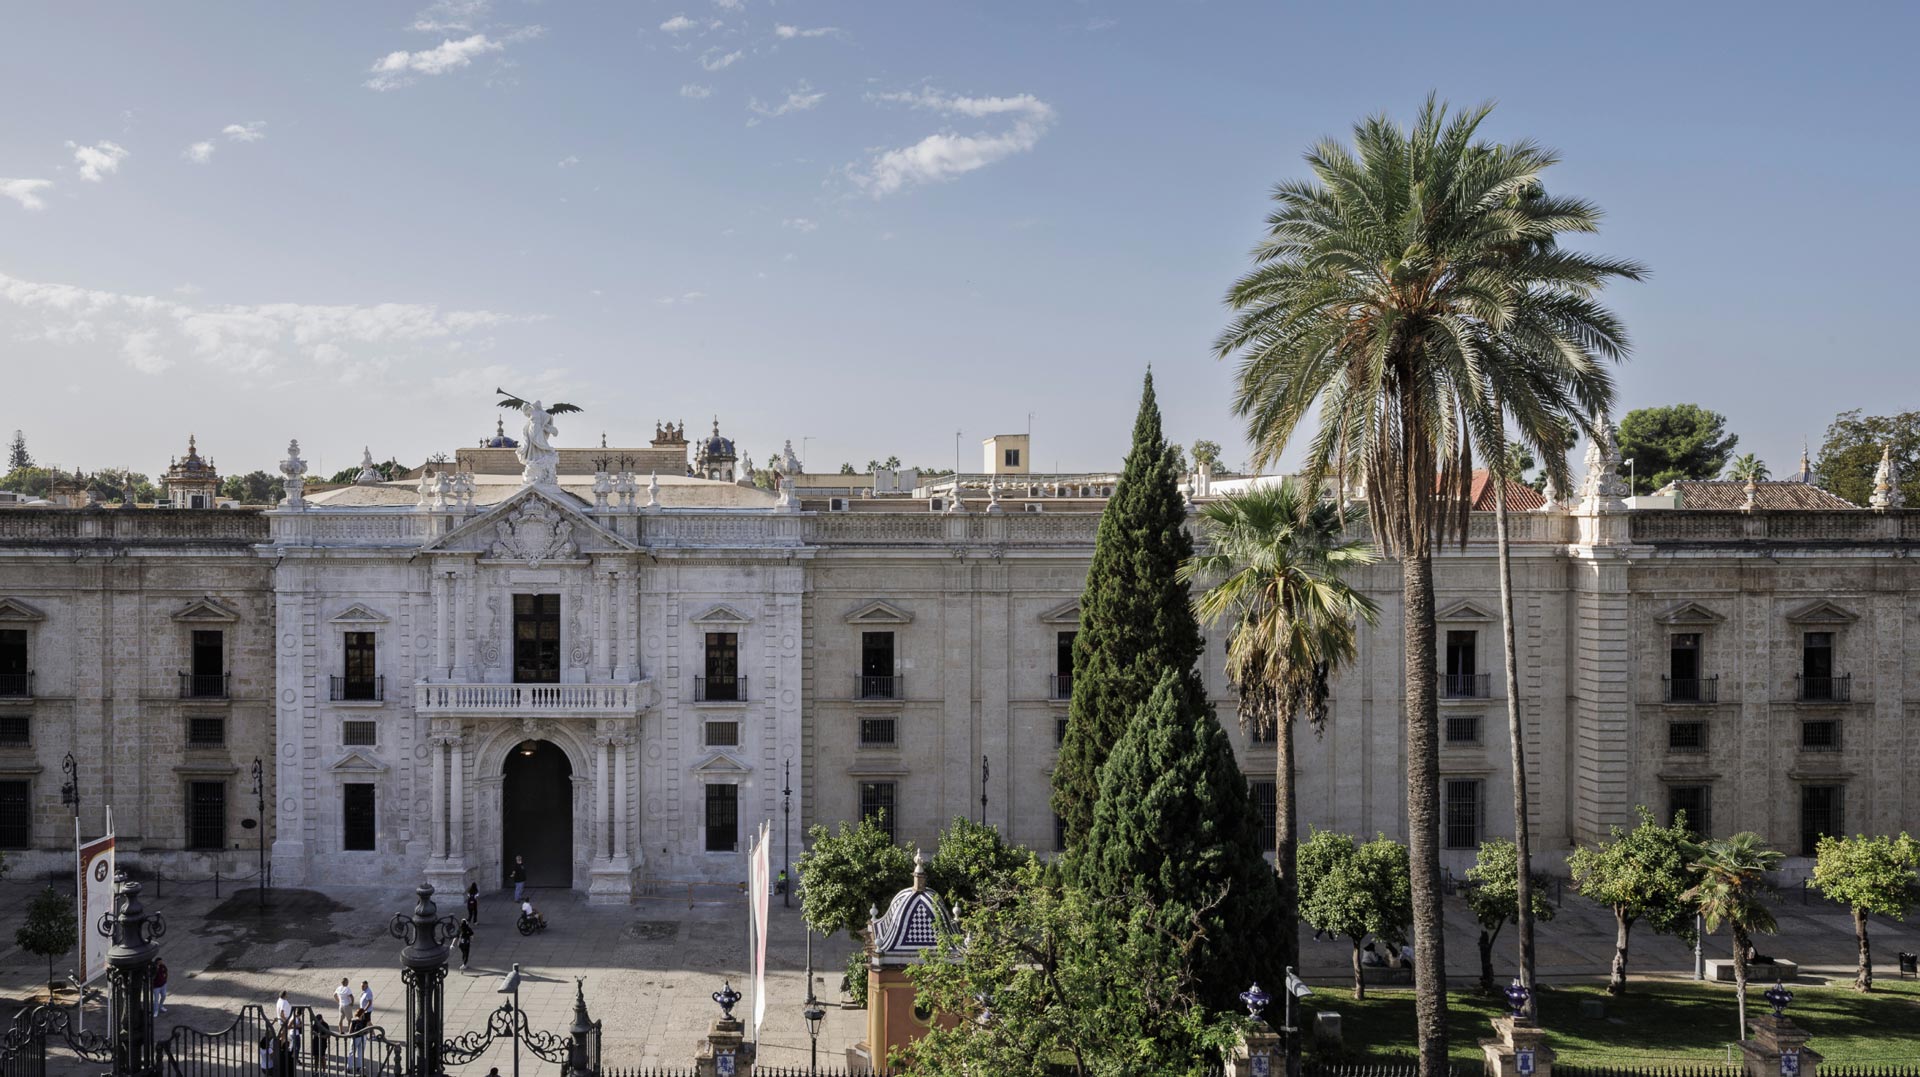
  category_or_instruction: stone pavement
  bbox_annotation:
[0,875,1914,1073]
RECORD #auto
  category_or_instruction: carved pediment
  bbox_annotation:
[1038,600,1081,625]
[691,603,754,626]
[845,600,913,625]
[327,748,389,774]
[0,598,47,623]
[422,487,639,562]
[1786,599,1858,625]
[693,753,750,775]
[172,597,239,623]
[1436,599,1497,622]
[328,603,389,625]
[1656,601,1725,626]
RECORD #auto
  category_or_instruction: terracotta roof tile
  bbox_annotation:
[1661,481,1858,511]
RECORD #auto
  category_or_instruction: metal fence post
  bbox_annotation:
[103,875,165,1077]
[392,883,455,1077]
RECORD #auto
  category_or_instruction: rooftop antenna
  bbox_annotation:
[954,429,962,476]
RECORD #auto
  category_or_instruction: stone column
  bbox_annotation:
[1738,1014,1822,1077]
[452,566,471,680]
[597,571,616,681]
[450,734,465,859]
[616,568,637,680]
[433,570,454,679]
[430,735,448,860]
[594,736,612,860]
[1480,1016,1555,1077]
[613,735,630,861]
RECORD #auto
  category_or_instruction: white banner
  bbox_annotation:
[77,818,115,985]
[751,819,770,1037]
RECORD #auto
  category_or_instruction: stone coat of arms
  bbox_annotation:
[488,499,580,565]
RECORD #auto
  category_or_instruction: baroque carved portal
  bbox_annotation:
[488,500,580,566]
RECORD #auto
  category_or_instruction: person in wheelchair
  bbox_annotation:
[520,898,546,929]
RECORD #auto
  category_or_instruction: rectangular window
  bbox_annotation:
[342,632,378,700]
[858,717,896,747]
[342,783,376,851]
[1668,785,1711,836]
[0,781,28,849]
[1444,714,1481,745]
[1667,632,1702,701]
[1055,716,1068,747]
[1800,785,1844,856]
[342,720,378,747]
[1443,778,1483,850]
[1444,630,1484,698]
[0,716,28,747]
[513,594,562,684]
[187,716,225,747]
[1053,630,1076,699]
[1668,721,1707,753]
[188,781,227,850]
[704,720,740,748]
[703,632,740,701]
[0,629,26,697]
[1249,778,1277,851]
[860,631,896,699]
[705,784,738,852]
[187,629,226,698]
[1801,719,1841,753]
[860,781,897,841]
[1004,448,1020,467]
[1801,632,1843,701]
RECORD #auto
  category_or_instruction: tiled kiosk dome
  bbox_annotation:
[850,850,958,1073]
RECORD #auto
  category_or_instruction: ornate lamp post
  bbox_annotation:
[498,964,525,1077]
[102,875,165,1077]
[566,978,600,1077]
[781,759,792,908]
[60,752,78,819]
[250,757,266,913]
[801,993,825,1077]
[391,883,456,1077]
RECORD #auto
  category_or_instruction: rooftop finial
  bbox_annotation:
[912,848,927,892]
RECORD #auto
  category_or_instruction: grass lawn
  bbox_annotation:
[1310,978,1920,1065]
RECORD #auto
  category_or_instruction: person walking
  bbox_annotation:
[357,981,373,1020]
[275,1028,295,1077]
[152,958,169,1015]
[310,1013,330,1069]
[456,919,473,971]
[257,1032,274,1076]
[509,856,527,902]
[274,990,292,1028]
[465,882,480,925]
[347,1008,370,1075]
[334,978,354,1025]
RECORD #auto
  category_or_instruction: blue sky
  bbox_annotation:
[3,2,1915,480]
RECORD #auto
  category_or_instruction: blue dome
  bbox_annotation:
[487,433,520,448]
[705,437,734,456]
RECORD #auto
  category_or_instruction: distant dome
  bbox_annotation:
[704,435,735,457]
[484,417,519,449]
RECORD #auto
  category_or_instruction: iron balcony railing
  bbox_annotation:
[179,672,230,700]
[1048,673,1073,700]
[857,674,902,701]
[0,671,31,698]
[330,675,385,702]
[1441,672,1491,699]
[694,675,747,703]
[1662,674,1719,704]
[1797,673,1852,703]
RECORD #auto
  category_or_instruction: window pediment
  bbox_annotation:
[1786,599,1858,625]
[1656,601,1724,626]
[693,752,750,775]
[328,748,388,774]
[172,597,239,623]
[1436,599,1496,622]
[329,603,389,625]
[0,598,47,623]
[1038,600,1081,625]
[845,600,913,625]
[691,603,754,626]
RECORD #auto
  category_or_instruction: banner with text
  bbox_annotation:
[751,819,770,1037]
[77,820,115,985]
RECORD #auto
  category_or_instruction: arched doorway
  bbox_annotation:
[502,740,573,888]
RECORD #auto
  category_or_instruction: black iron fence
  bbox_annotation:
[857,674,902,700]
[1662,674,1720,703]
[694,676,746,703]
[328,675,384,702]
[178,672,230,699]
[1440,672,1491,699]
[0,672,31,698]
[1797,673,1852,702]
[159,1004,404,1077]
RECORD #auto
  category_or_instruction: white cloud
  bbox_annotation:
[557,155,580,168]
[774,24,837,38]
[679,83,713,99]
[659,14,698,33]
[854,89,1055,197]
[365,31,540,90]
[748,82,825,121]
[1,178,54,210]
[66,140,130,182]
[654,291,707,306]
[184,141,216,164]
[1086,16,1118,31]
[222,121,267,142]
[699,48,742,71]
[0,271,532,376]
[412,0,489,32]
[781,217,817,233]
[712,0,743,9]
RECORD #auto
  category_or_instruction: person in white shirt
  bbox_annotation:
[274,990,292,1027]
[520,899,545,929]
[334,979,354,1025]
[357,981,373,1018]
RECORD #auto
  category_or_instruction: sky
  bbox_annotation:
[3,1,1916,481]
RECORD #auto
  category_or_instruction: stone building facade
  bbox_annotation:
[0,426,1915,896]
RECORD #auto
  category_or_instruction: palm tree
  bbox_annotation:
[1686,832,1784,1040]
[1182,481,1378,1023]
[1726,453,1770,483]
[1217,96,1643,1071]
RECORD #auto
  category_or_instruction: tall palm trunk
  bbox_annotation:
[1732,925,1752,1041]
[1492,469,1537,1014]
[1403,552,1447,1075]
[1277,704,1301,1074]
[1853,905,1873,991]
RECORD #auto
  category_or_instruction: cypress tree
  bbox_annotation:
[1050,371,1204,848]
[1076,668,1282,1010]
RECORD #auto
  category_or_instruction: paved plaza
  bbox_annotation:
[0,873,1915,1071]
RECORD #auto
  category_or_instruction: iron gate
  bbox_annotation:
[159,1005,404,1077]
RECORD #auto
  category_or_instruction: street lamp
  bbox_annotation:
[801,992,825,1077]
[498,963,524,1077]
[781,759,792,908]
[60,752,78,818]
[250,757,266,913]
[1624,457,1636,498]
[979,756,988,824]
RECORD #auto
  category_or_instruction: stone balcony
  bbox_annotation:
[413,679,653,718]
